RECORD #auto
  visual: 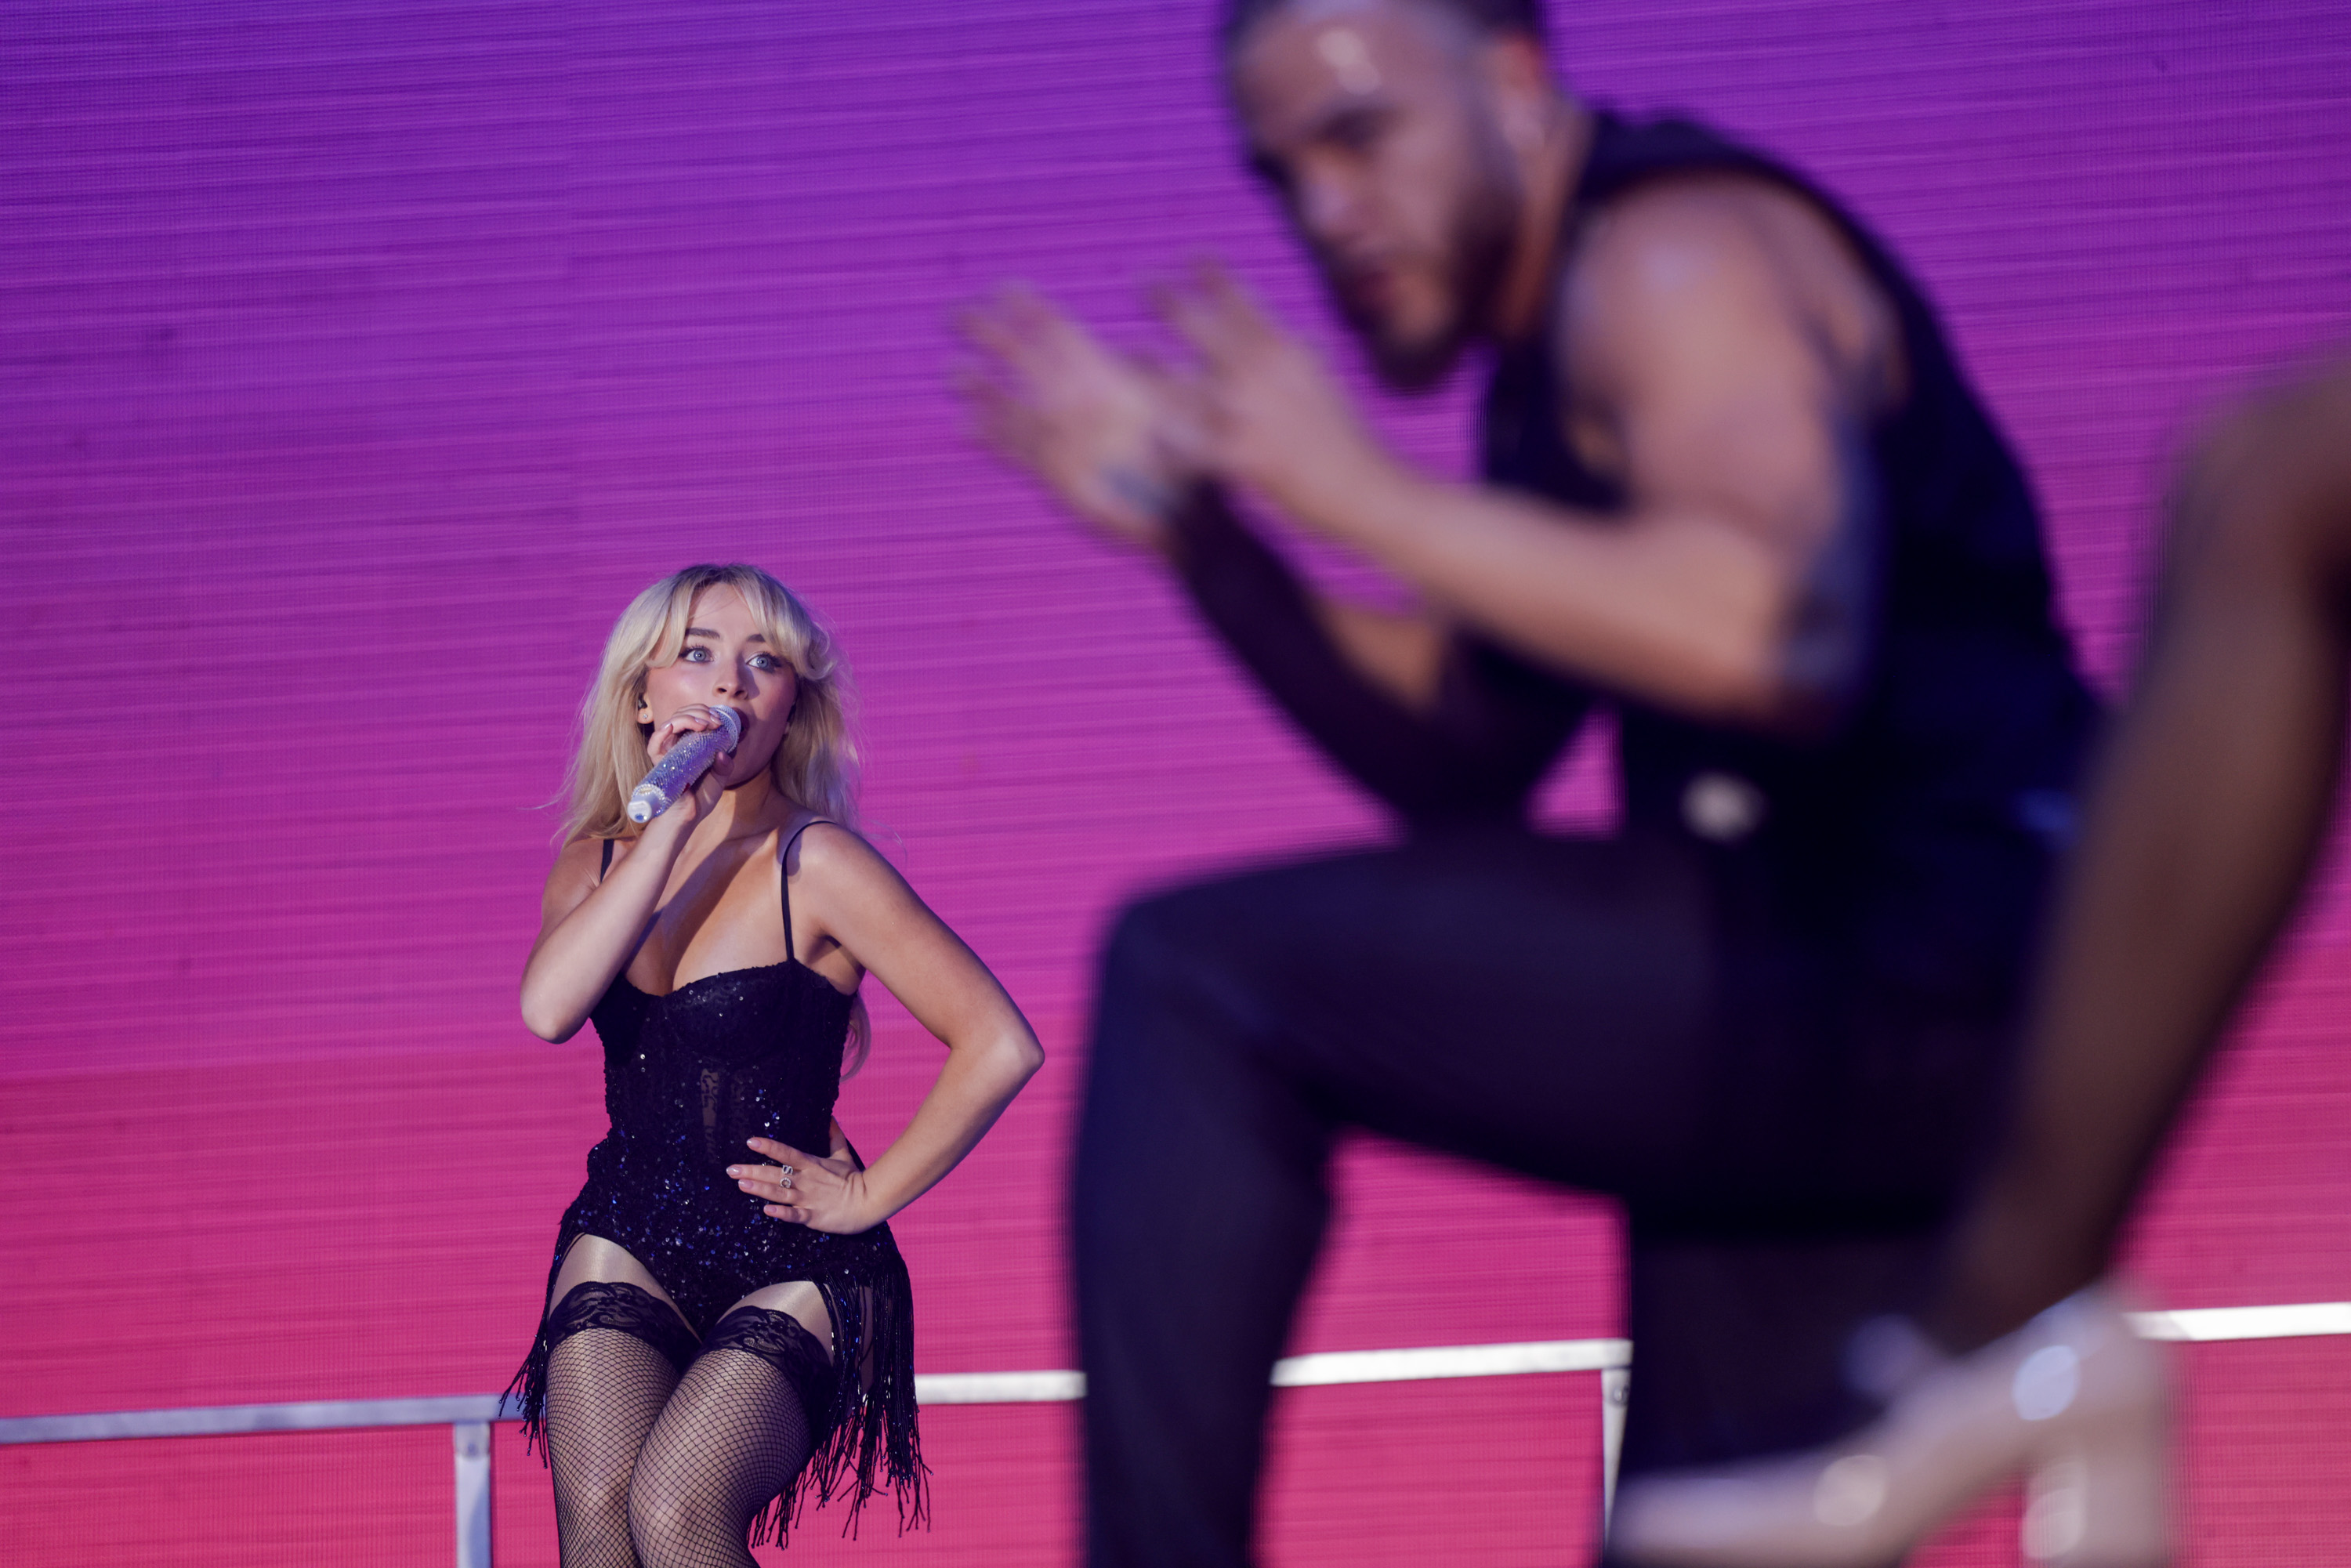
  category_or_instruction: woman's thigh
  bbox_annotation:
[719,1280,831,1351]
[551,1234,695,1331]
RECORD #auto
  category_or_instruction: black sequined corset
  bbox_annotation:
[588,961,851,1197]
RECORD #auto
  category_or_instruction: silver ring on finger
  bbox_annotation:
[777,1165,795,1185]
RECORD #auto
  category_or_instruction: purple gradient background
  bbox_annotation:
[4,2,2349,1563]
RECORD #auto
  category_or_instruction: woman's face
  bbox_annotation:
[636,585,800,790]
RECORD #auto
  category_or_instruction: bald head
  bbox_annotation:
[1224,0,1563,387]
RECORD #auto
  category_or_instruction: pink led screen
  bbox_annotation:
[5,2,2349,1563]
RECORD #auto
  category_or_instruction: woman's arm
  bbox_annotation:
[518,709,729,1041]
[729,825,1042,1233]
[828,1117,862,1168]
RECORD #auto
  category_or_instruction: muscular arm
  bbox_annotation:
[1172,485,1588,822]
[1187,179,1895,732]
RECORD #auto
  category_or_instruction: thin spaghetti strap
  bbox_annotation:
[599,837,614,882]
[779,817,835,965]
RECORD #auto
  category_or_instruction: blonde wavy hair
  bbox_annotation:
[559,563,870,1072]
[561,563,859,845]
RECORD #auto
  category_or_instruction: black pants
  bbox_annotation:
[1074,828,2018,1568]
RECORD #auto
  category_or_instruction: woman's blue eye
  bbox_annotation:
[677,645,782,672]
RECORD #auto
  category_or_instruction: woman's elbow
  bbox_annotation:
[520,990,582,1044]
[1013,1034,1047,1084]
[995,1030,1046,1088]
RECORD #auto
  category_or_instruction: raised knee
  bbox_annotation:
[2172,376,2351,588]
[1103,892,1180,972]
[1099,886,1231,1004]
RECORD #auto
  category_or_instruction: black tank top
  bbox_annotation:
[1483,111,2100,1001]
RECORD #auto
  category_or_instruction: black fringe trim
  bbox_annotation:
[752,1271,930,1544]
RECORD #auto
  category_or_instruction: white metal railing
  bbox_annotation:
[3,1303,2343,1566]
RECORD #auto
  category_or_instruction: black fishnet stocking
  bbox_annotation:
[1936,364,2351,1348]
[545,1296,690,1568]
[629,1308,835,1568]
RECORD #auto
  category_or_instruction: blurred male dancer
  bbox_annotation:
[963,0,2098,1562]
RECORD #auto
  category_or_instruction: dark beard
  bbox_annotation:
[1344,180,1520,393]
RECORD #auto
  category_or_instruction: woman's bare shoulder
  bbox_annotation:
[541,833,613,919]
[785,817,886,878]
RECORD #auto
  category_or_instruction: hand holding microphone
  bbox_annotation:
[628,705,744,824]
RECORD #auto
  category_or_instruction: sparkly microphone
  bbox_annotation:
[625,707,744,824]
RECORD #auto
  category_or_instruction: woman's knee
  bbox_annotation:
[549,1451,636,1536]
[627,1465,737,1566]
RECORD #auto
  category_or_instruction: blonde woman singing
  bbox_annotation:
[509,563,1041,1565]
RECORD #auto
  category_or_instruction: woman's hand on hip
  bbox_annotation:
[729,1136,879,1234]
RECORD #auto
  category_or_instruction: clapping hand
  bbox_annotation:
[1152,261,1393,534]
[956,284,1201,551]
[958,267,1393,549]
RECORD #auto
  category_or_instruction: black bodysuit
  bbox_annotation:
[1074,111,2100,1566]
[510,825,924,1535]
